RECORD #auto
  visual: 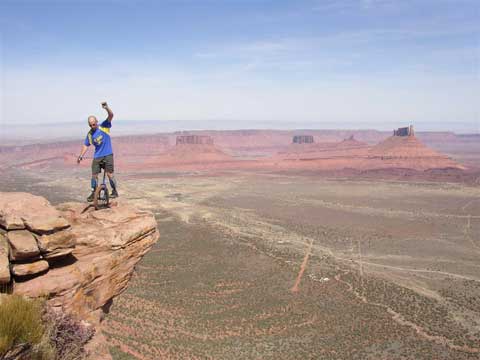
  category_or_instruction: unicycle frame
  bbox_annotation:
[93,167,110,210]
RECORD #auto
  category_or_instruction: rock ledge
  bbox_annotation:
[0,192,159,360]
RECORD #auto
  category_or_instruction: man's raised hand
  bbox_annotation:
[102,101,114,121]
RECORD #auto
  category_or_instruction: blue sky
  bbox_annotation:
[0,0,479,133]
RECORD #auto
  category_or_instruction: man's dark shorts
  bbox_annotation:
[92,154,114,175]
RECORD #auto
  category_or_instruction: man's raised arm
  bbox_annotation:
[102,102,114,122]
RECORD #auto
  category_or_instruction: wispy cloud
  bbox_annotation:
[360,0,398,10]
[192,19,478,75]
[195,39,298,59]
[311,1,355,13]
[312,0,399,12]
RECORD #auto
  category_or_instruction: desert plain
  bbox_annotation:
[1,129,479,359]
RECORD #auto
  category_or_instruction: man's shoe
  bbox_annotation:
[87,192,95,202]
[110,190,119,199]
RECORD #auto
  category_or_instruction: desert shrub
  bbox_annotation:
[0,295,95,359]
[43,308,95,360]
[0,294,45,356]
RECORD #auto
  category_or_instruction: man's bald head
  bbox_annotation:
[88,116,98,129]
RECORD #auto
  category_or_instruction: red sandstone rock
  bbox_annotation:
[13,201,158,324]
[37,229,76,259]
[0,192,70,234]
[7,230,40,261]
[0,209,25,231]
[11,260,49,277]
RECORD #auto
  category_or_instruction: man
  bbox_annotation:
[77,102,118,201]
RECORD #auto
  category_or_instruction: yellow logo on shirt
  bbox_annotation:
[94,134,103,145]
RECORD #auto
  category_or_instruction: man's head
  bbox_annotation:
[88,116,98,130]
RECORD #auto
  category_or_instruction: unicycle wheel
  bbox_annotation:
[93,184,110,210]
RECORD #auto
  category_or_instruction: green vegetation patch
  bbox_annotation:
[0,294,45,355]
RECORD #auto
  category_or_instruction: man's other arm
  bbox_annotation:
[77,143,89,164]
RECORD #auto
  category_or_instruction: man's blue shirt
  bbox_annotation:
[84,120,113,158]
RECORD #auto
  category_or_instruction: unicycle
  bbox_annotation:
[93,167,110,210]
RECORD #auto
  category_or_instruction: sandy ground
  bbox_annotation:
[2,168,479,359]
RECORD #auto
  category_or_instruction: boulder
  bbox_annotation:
[25,216,70,235]
[0,192,70,234]
[0,233,10,284]
[0,210,24,231]
[7,230,40,261]
[37,229,76,259]
[11,260,49,277]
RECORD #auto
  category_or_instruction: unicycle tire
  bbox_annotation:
[93,184,110,210]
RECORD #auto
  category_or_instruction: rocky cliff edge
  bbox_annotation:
[0,192,159,359]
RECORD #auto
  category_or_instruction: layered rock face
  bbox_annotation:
[0,192,159,359]
[0,193,73,283]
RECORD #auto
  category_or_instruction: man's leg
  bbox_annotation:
[91,175,98,190]
[105,155,118,198]
[107,172,118,198]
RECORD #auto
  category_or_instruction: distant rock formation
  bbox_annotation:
[0,192,159,360]
[335,135,369,149]
[1,129,469,174]
[154,135,233,164]
[176,135,214,145]
[393,125,415,137]
[369,132,465,170]
[292,135,314,144]
[276,135,370,161]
